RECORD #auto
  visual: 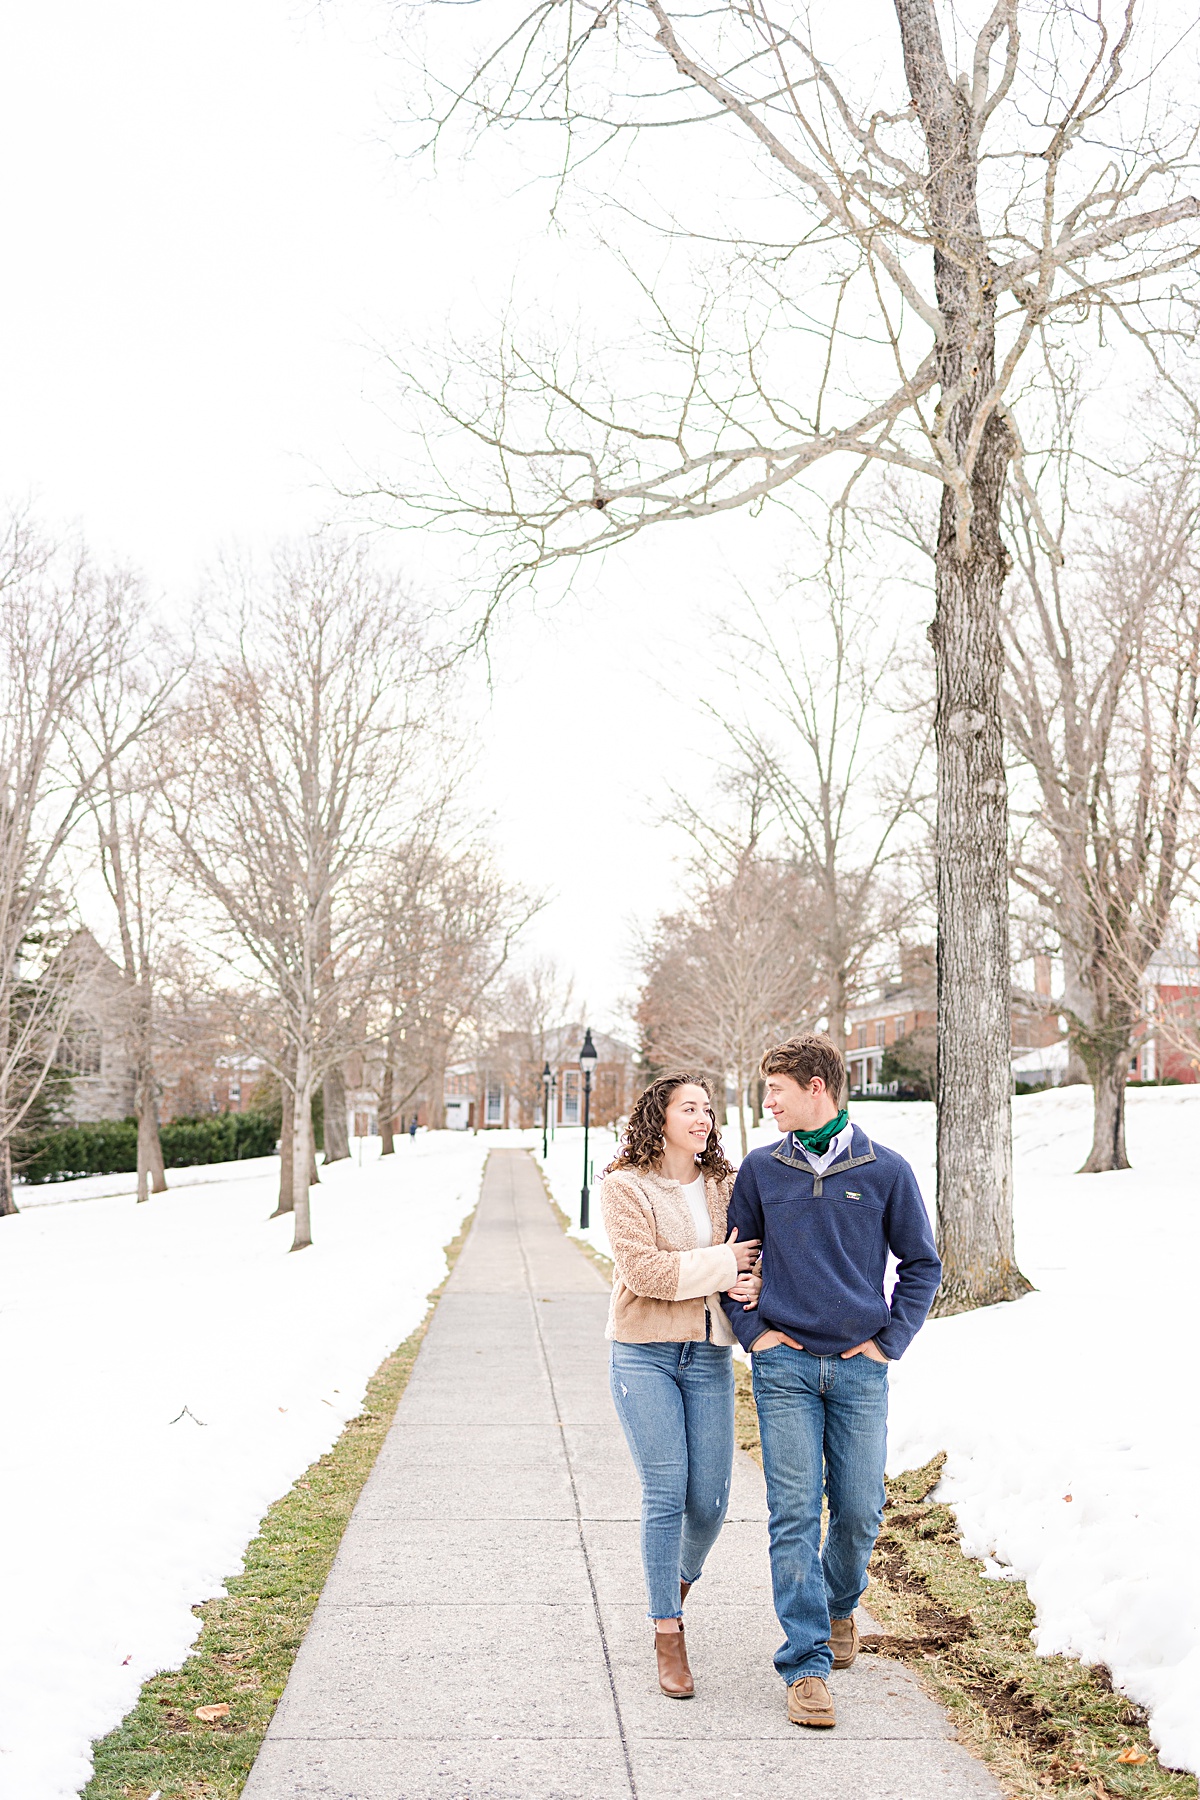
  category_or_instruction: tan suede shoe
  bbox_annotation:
[655,1626,695,1698]
[830,1614,859,1669]
[787,1675,836,1728]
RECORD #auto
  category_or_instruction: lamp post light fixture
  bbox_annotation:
[578,1028,598,1229]
[542,1061,552,1161]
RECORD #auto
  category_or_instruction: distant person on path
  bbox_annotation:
[723,1034,941,1732]
[601,1074,761,1699]
[409,1115,418,1141]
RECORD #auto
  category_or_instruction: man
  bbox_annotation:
[723,1033,941,1730]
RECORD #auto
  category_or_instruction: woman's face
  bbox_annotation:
[661,1084,714,1162]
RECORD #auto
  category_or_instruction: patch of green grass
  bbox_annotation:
[863,1459,1195,1800]
[731,1378,1194,1800]
[84,1210,476,1800]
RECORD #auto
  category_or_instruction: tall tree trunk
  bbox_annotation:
[0,1137,15,1218]
[736,1063,750,1160]
[831,967,852,1109]
[322,1065,351,1164]
[133,988,166,1202]
[291,1046,315,1251]
[1081,1049,1131,1173]
[0,1019,17,1215]
[1078,1003,1135,1172]
[135,1079,166,1202]
[273,1082,295,1217]
[932,523,1028,1309]
[427,1050,447,1130]
[1061,952,1092,1086]
[896,0,1029,1313]
[379,1052,395,1155]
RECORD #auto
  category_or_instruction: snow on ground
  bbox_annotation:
[16,1155,280,1208]
[0,1131,516,1800]
[538,1089,1200,1772]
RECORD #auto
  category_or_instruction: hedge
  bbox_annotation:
[19,1112,279,1184]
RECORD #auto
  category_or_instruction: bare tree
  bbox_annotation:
[73,622,189,1202]
[385,0,1200,1310]
[162,538,437,1251]
[638,851,824,1156]
[1005,464,1200,1172]
[399,846,541,1130]
[484,957,577,1126]
[714,578,931,1040]
[366,836,448,1155]
[0,519,157,1216]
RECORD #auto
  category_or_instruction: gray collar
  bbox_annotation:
[769,1125,877,1196]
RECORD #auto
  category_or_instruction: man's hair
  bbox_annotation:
[760,1033,845,1097]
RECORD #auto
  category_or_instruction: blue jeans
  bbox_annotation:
[609,1340,734,1620]
[752,1345,889,1683]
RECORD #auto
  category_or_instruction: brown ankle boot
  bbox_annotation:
[829,1614,859,1669]
[655,1625,695,1698]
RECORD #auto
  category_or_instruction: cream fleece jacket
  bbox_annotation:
[600,1165,739,1344]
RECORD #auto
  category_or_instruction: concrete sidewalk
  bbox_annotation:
[244,1148,1000,1799]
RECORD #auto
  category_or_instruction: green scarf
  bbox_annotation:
[793,1108,849,1156]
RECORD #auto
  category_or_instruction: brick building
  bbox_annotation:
[444,1026,637,1130]
[1133,935,1200,1084]
[845,946,1066,1097]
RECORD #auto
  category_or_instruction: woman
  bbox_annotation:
[601,1073,760,1699]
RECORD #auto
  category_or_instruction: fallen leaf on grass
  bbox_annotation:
[194,1703,230,1722]
[1116,1748,1149,1765]
[1063,1493,1073,1503]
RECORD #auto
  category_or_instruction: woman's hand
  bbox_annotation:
[727,1270,762,1305]
[726,1225,762,1273]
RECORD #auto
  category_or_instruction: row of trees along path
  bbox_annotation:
[0,530,536,1245]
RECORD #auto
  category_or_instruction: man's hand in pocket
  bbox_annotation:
[751,1329,804,1353]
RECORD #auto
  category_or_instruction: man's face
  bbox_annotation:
[763,1072,836,1134]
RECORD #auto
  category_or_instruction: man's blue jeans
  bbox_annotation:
[609,1340,734,1619]
[751,1344,889,1683]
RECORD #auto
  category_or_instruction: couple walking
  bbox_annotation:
[600,1033,941,1728]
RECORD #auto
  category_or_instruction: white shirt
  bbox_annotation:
[681,1174,713,1246]
[793,1121,854,1175]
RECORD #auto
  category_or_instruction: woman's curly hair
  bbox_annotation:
[606,1072,735,1179]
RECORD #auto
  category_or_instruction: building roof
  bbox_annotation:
[1144,934,1200,980]
[1012,1040,1069,1074]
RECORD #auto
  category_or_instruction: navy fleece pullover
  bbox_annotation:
[721,1125,941,1360]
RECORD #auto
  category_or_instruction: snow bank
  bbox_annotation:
[0,1132,501,1800]
[539,1090,1200,1772]
[881,1087,1200,1773]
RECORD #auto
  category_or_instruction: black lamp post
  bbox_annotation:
[541,1061,552,1160]
[579,1028,598,1229]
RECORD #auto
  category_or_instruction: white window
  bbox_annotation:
[894,1017,906,1040]
[562,1070,580,1124]
[874,1022,887,1048]
[486,1082,504,1124]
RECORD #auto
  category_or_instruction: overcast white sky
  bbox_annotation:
[0,0,926,1034]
